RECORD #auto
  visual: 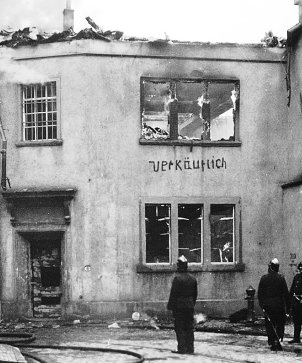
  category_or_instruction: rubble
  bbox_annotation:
[261,30,287,47]
[0,15,124,48]
[0,20,287,48]
[108,322,120,329]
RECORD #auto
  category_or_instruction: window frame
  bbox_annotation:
[138,196,244,272]
[16,78,62,147]
[140,76,241,147]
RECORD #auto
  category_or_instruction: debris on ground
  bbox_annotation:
[108,322,120,329]
[195,313,207,324]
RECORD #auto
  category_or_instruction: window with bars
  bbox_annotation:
[140,197,241,269]
[140,77,240,143]
[22,82,58,141]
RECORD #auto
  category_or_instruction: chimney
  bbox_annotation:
[295,0,302,23]
[63,0,74,31]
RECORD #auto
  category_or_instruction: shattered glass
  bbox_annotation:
[141,79,239,141]
[141,81,171,140]
[178,204,203,263]
[210,204,234,263]
[145,204,171,263]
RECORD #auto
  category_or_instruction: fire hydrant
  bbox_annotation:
[245,285,255,323]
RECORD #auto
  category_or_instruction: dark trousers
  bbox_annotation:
[264,307,286,345]
[292,305,302,341]
[173,309,194,353]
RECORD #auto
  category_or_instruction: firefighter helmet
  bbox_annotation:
[177,255,188,271]
[269,258,279,272]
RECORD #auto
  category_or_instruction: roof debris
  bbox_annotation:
[85,16,103,33]
[261,30,286,48]
[0,16,125,48]
[0,22,287,48]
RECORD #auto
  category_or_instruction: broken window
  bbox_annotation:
[141,199,239,267]
[210,204,234,263]
[22,81,58,141]
[141,78,239,142]
[145,204,171,263]
[178,204,203,263]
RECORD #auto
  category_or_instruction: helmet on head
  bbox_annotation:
[269,258,279,272]
[177,255,188,271]
[298,262,302,271]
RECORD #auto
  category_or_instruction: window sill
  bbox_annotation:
[139,139,241,147]
[136,263,245,273]
[16,140,63,147]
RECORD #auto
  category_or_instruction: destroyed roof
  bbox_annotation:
[0,27,127,48]
[0,23,287,48]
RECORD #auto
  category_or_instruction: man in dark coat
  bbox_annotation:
[289,262,302,344]
[167,255,198,354]
[258,258,290,351]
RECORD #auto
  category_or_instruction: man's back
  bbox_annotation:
[167,272,197,310]
[258,271,289,310]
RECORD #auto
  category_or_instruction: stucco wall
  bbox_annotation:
[0,40,289,318]
[282,30,302,292]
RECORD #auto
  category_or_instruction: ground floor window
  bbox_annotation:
[140,197,241,268]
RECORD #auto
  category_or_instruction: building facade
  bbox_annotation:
[0,27,300,320]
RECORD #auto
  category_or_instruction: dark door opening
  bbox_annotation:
[30,237,62,318]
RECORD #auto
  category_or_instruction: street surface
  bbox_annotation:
[16,326,302,362]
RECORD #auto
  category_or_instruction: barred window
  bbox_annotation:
[22,82,57,141]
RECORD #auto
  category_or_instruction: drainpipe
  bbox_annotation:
[0,112,7,191]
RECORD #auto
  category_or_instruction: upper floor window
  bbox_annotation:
[140,77,240,145]
[22,82,57,141]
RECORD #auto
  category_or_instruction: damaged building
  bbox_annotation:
[0,1,302,320]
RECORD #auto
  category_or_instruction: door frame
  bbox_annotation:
[15,228,66,318]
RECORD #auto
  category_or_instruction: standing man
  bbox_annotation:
[167,255,198,354]
[289,262,302,344]
[258,258,290,351]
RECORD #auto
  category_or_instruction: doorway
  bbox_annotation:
[29,233,62,318]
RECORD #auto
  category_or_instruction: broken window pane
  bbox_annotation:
[210,204,234,263]
[142,81,170,140]
[209,82,237,141]
[177,81,207,140]
[141,79,239,142]
[145,204,171,263]
[178,204,203,263]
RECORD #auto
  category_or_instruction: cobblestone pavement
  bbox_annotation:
[10,323,302,363]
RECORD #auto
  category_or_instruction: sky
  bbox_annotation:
[0,0,299,43]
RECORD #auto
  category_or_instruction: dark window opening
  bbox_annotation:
[141,78,239,142]
[210,204,234,263]
[178,204,203,263]
[145,204,171,263]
